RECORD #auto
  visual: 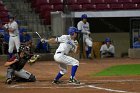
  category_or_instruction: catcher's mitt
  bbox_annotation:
[28,55,40,65]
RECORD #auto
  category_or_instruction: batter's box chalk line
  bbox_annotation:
[6,79,139,93]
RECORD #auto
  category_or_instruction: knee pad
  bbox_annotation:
[28,74,36,82]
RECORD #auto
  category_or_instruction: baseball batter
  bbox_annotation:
[77,14,93,59]
[3,16,20,58]
[41,27,80,84]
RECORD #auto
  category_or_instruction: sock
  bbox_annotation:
[54,72,63,81]
[71,65,78,79]
[88,47,92,57]
[86,51,88,58]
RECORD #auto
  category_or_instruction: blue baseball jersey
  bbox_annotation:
[3,32,9,43]
[133,41,140,48]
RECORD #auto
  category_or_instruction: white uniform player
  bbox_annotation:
[100,38,115,58]
[4,16,20,58]
[41,27,80,84]
[77,14,93,59]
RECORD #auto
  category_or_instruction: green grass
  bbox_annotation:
[94,64,140,76]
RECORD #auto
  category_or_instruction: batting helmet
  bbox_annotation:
[68,27,78,35]
[105,37,111,43]
[81,14,87,19]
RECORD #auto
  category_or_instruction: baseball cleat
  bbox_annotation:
[68,78,80,84]
[5,78,12,84]
[52,80,62,84]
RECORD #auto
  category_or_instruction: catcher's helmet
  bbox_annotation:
[105,37,111,42]
[68,27,78,35]
[19,45,30,53]
[81,14,87,19]
[19,46,25,52]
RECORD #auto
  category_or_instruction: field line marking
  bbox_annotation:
[88,85,136,93]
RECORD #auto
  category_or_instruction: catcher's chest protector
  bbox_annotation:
[11,55,30,71]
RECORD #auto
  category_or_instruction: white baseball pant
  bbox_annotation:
[8,36,20,53]
[54,53,79,74]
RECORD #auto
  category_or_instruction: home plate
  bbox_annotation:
[66,82,85,85]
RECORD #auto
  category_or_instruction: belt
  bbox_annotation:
[11,35,18,37]
[57,52,62,54]
[56,52,66,55]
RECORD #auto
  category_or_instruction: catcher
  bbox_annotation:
[4,45,39,84]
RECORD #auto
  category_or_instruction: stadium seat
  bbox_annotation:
[96,4,110,10]
[0,6,7,12]
[132,0,140,3]
[67,4,82,11]
[0,2,3,6]
[38,5,53,13]
[31,0,48,8]
[104,0,118,3]
[123,3,137,9]
[77,0,91,4]
[82,4,96,11]
[91,0,104,4]
[39,11,50,19]
[1,17,9,24]
[49,0,62,4]
[0,12,8,18]
[110,4,123,10]
[136,4,140,9]
[53,4,63,11]
[118,0,132,3]
[43,11,51,25]
[64,0,77,4]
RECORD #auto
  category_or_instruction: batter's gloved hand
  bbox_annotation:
[41,38,46,43]
[41,38,48,43]
[28,55,40,65]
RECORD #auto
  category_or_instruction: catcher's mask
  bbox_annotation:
[19,45,30,54]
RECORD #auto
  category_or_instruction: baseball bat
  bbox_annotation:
[35,32,41,39]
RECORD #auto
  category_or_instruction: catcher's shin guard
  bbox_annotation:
[28,74,36,82]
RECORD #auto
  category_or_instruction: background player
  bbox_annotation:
[41,27,80,84]
[20,28,32,47]
[100,37,115,58]
[4,46,36,84]
[3,16,20,59]
[77,14,93,59]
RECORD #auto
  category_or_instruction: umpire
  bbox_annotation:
[4,46,36,84]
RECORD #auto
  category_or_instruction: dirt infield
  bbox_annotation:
[0,58,140,93]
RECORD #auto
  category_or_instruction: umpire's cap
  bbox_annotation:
[81,14,87,19]
[68,27,78,35]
